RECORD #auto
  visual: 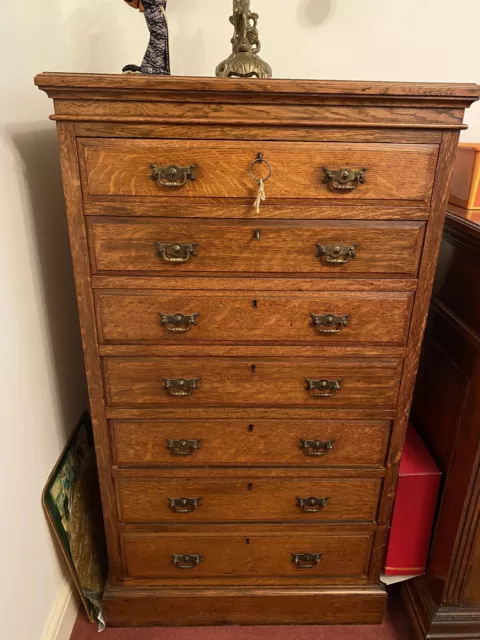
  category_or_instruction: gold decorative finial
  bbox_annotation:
[215,0,272,78]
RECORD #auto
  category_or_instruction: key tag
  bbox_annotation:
[249,153,272,213]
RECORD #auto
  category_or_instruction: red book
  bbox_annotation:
[384,424,441,576]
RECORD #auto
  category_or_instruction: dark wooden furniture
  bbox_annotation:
[404,205,480,639]
[35,73,479,627]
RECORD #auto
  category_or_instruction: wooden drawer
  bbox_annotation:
[121,530,374,579]
[117,477,381,523]
[103,357,402,408]
[112,419,390,467]
[88,218,426,277]
[80,139,438,203]
[96,291,414,345]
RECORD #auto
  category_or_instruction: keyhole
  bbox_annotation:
[245,538,250,544]
[248,483,253,491]
[252,300,258,309]
[248,424,254,432]
[250,364,256,374]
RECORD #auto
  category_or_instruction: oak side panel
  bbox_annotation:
[369,130,460,581]
[55,122,121,580]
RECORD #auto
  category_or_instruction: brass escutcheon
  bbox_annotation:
[316,243,358,265]
[168,497,201,513]
[296,496,329,513]
[300,439,335,457]
[322,167,367,192]
[160,312,199,333]
[164,378,200,397]
[171,553,203,569]
[151,163,196,188]
[292,553,322,569]
[311,313,350,334]
[166,439,202,456]
[155,242,197,264]
[305,379,342,398]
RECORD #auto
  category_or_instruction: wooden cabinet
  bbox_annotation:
[35,73,479,627]
[403,207,480,638]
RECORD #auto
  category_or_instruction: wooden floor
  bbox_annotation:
[70,587,411,639]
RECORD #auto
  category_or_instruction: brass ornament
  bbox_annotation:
[292,553,322,569]
[216,0,272,78]
[305,378,342,398]
[296,496,329,513]
[323,167,367,192]
[171,554,203,569]
[166,439,202,456]
[168,497,201,513]
[300,439,335,457]
[316,242,358,265]
[160,312,199,333]
[311,313,350,334]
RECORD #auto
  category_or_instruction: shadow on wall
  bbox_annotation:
[8,124,88,439]
[297,0,336,27]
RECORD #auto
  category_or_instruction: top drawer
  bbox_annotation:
[79,139,438,204]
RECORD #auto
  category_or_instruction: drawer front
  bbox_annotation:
[117,478,381,523]
[97,291,413,345]
[81,139,438,203]
[112,419,390,467]
[104,357,402,408]
[88,218,425,277]
[121,530,373,579]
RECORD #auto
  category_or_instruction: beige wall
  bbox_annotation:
[0,1,478,638]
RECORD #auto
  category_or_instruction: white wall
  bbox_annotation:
[0,1,478,638]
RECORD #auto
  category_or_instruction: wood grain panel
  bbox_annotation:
[84,200,431,221]
[96,291,413,345]
[116,477,381,523]
[80,139,438,202]
[88,218,426,277]
[111,419,390,468]
[103,357,402,408]
[121,530,373,579]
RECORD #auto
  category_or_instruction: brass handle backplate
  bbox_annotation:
[306,379,342,398]
[296,496,329,513]
[171,553,203,569]
[292,553,322,569]
[151,163,196,188]
[311,313,350,334]
[164,377,200,397]
[316,243,358,265]
[160,312,199,333]
[322,167,367,192]
[300,439,335,457]
[155,242,197,264]
[168,497,201,513]
[166,439,202,456]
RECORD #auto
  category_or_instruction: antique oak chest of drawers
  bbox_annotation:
[35,73,479,626]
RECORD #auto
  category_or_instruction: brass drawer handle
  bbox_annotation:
[166,439,202,456]
[164,377,200,397]
[316,243,357,265]
[322,167,367,192]
[296,496,329,513]
[292,553,322,569]
[311,313,350,334]
[155,242,197,264]
[306,378,342,398]
[160,312,199,333]
[171,554,203,569]
[300,439,335,457]
[168,497,201,513]
[151,163,196,188]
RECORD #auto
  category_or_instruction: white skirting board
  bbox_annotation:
[41,577,79,640]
